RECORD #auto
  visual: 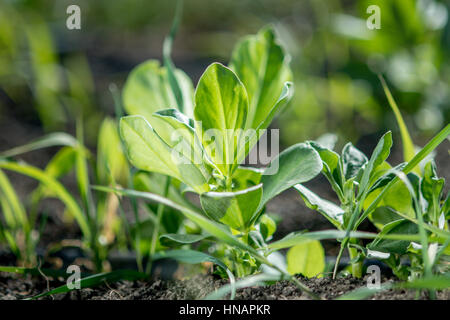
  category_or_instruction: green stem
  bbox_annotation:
[333,244,345,279]
[146,177,171,274]
[348,245,362,278]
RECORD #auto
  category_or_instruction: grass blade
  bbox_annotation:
[336,275,450,300]
[268,229,446,251]
[163,0,184,111]
[378,74,416,166]
[0,161,90,239]
[0,266,86,278]
[0,133,78,158]
[0,169,28,230]
[30,270,147,299]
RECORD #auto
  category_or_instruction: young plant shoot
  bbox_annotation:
[118,26,323,277]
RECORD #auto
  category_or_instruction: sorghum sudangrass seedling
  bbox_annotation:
[0,133,83,267]
[0,117,130,271]
[0,169,39,266]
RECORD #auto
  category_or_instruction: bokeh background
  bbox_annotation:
[1,0,449,154]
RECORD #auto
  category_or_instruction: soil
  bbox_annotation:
[1,272,449,300]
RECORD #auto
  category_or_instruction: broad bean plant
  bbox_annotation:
[117,26,324,277]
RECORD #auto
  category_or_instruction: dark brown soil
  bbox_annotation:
[1,272,448,300]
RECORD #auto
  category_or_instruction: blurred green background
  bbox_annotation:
[0,0,449,147]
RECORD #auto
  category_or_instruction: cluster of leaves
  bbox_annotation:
[291,81,450,286]
[117,21,326,278]
[296,128,449,280]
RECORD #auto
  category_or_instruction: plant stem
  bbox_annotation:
[146,177,171,274]
[333,244,345,279]
[348,245,362,278]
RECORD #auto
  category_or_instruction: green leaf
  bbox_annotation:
[337,274,450,300]
[368,219,418,254]
[122,60,194,148]
[153,108,195,147]
[267,229,442,251]
[75,119,92,218]
[287,240,325,278]
[231,166,263,190]
[258,214,277,240]
[159,234,208,247]
[97,117,129,185]
[368,162,405,193]
[200,184,263,231]
[235,82,293,165]
[31,270,147,299]
[194,62,248,177]
[259,143,322,209]
[309,141,344,200]
[421,161,444,223]
[357,123,449,228]
[0,161,90,239]
[309,141,340,179]
[162,0,185,112]
[42,147,77,179]
[0,169,28,230]
[29,147,77,205]
[399,275,450,290]
[0,132,78,159]
[122,59,194,119]
[295,184,344,228]
[119,115,209,193]
[340,142,368,180]
[153,108,210,179]
[365,179,414,224]
[152,249,226,269]
[229,25,292,130]
[228,27,294,166]
[369,206,403,230]
[421,161,439,202]
[358,132,393,197]
[378,75,416,169]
